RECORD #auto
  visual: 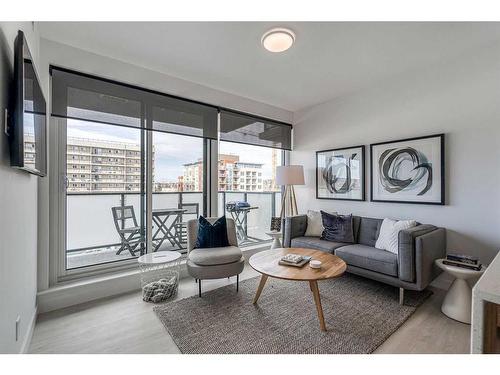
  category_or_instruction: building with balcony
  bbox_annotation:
[183,154,267,192]
[65,137,146,193]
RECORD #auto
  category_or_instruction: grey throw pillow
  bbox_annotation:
[320,211,354,243]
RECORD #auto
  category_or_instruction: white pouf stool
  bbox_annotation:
[435,259,485,324]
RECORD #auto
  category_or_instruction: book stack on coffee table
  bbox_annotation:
[443,253,482,271]
[279,253,312,268]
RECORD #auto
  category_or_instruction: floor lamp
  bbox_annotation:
[276,165,305,219]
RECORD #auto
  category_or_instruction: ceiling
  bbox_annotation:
[38,22,500,112]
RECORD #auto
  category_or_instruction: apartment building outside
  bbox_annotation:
[182,154,271,192]
[64,137,145,193]
[36,135,280,193]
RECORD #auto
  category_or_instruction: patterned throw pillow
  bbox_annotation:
[195,216,230,249]
[320,211,354,243]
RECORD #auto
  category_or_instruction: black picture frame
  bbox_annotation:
[316,145,366,201]
[370,133,445,205]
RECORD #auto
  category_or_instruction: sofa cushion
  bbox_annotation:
[291,236,346,254]
[357,217,383,247]
[335,244,398,277]
[188,246,242,266]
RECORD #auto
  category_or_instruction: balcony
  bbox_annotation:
[66,190,281,270]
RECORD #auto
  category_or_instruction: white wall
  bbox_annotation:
[292,41,500,264]
[0,22,46,353]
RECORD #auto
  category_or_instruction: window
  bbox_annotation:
[51,66,290,279]
[65,120,144,269]
[152,133,205,249]
[218,141,283,247]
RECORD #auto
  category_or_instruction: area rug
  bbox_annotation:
[154,274,431,354]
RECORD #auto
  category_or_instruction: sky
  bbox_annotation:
[67,119,280,182]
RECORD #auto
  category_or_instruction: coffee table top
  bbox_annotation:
[249,248,347,281]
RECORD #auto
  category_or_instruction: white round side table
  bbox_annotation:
[266,231,282,250]
[138,251,182,303]
[435,259,485,324]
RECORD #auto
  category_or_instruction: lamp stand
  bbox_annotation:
[280,185,298,219]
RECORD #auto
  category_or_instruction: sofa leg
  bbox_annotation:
[399,288,404,305]
[236,274,239,292]
[199,279,202,297]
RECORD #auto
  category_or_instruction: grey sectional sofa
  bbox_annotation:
[283,215,446,304]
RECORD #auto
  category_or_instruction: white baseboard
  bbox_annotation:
[37,268,143,314]
[20,306,37,354]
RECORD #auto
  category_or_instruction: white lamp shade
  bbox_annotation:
[275,165,305,186]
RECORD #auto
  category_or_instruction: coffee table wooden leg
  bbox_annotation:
[309,280,326,331]
[253,274,268,304]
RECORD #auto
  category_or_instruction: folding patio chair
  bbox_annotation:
[175,203,199,246]
[111,205,143,256]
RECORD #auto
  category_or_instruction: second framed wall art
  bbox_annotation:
[316,145,365,201]
[370,134,445,205]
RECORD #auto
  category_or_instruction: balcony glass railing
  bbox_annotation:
[65,190,281,269]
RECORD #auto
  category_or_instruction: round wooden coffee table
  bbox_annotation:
[249,247,347,331]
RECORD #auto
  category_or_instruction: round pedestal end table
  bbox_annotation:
[138,251,182,303]
[435,259,485,324]
[265,231,282,249]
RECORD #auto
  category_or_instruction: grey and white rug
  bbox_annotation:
[154,274,431,354]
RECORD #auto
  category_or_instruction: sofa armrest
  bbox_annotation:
[398,225,446,283]
[414,228,447,289]
[283,215,308,247]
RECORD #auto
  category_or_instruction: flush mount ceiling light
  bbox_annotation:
[261,28,295,53]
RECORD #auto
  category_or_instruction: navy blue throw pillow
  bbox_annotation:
[320,211,354,243]
[195,216,230,249]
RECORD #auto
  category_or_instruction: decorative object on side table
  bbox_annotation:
[266,230,282,249]
[435,257,485,324]
[275,165,305,218]
[316,145,365,201]
[370,133,445,205]
[270,216,282,232]
[138,251,182,303]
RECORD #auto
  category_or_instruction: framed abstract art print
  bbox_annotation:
[370,134,445,205]
[316,145,365,201]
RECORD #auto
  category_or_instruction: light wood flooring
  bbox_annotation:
[29,263,470,354]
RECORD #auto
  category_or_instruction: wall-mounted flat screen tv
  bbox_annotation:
[9,30,46,176]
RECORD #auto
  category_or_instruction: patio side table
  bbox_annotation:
[138,251,182,303]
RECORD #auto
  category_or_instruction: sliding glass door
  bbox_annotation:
[151,132,205,252]
[52,67,217,276]
[65,120,145,269]
[51,67,291,279]
[217,109,291,247]
[218,141,283,247]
